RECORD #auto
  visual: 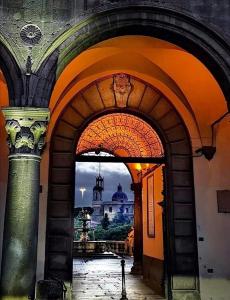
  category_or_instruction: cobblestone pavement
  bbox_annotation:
[73,258,165,300]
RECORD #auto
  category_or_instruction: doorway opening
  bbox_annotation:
[73,148,165,298]
[72,111,166,297]
[74,154,134,254]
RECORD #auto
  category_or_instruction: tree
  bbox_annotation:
[94,224,132,241]
[101,213,110,230]
[112,206,130,225]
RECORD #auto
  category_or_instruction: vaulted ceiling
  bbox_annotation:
[48,36,227,148]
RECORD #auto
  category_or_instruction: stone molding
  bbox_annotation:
[2,107,50,156]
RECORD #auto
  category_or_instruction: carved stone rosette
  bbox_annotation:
[2,107,50,156]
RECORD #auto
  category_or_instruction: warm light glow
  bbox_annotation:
[136,163,142,171]
[142,166,164,260]
[48,36,227,146]
[0,69,9,106]
[77,113,164,157]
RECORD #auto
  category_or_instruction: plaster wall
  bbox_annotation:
[193,115,230,300]
[142,166,164,260]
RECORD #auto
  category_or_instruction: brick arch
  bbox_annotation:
[46,75,199,299]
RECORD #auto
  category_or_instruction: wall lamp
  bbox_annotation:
[195,146,216,160]
[195,110,229,161]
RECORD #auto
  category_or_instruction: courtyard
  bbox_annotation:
[73,258,165,300]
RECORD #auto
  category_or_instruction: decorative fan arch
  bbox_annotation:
[76,113,164,157]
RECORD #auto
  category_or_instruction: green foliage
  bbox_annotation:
[93,224,132,241]
[74,217,82,240]
[101,213,110,230]
[74,213,133,241]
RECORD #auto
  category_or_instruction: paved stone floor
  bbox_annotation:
[73,258,165,300]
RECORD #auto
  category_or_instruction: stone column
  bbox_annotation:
[0,107,49,300]
[131,182,143,275]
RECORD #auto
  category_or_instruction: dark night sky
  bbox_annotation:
[75,161,134,207]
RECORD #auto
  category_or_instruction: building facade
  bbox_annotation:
[0,1,230,300]
[92,182,134,223]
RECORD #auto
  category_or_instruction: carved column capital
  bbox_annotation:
[2,107,50,156]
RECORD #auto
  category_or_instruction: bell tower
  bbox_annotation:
[92,161,104,223]
[93,174,104,202]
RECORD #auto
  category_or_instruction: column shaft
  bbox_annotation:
[0,107,49,300]
[0,155,40,299]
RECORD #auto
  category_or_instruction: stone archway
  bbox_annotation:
[35,5,230,110]
[46,75,199,299]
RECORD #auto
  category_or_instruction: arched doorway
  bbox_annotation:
[0,3,228,300]
[46,75,199,299]
[75,112,165,296]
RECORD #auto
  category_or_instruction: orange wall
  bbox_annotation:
[48,36,227,148]
[142,165,164,260]
[0,71,9,106]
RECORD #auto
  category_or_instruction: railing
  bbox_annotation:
[73,240,126,256]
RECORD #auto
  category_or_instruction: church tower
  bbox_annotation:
[93,174,104,202]
[92,172,104,223]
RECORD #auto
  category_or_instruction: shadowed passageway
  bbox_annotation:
[73,258,165,300]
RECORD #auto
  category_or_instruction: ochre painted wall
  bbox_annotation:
[0,71,9,107]
[142,166,164,260]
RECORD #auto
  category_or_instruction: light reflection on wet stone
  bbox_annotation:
[73,258,165,300]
